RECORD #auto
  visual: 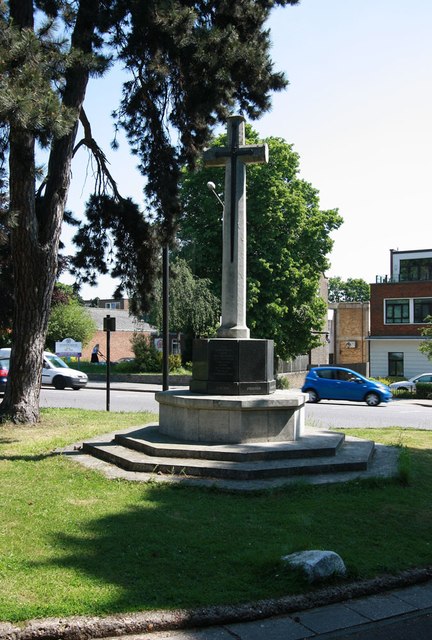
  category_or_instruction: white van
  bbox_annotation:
[0,348,88,390]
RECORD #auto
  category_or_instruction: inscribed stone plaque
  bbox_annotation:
[208,340,239,381]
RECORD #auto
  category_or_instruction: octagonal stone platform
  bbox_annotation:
[155,389,306,444]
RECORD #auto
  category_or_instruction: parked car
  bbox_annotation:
[0,348,88,390]
[0,357,9,392]
[389,373,432,392]
[302,366,392,406]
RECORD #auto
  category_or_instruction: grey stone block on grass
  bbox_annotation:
[282,550,347,583]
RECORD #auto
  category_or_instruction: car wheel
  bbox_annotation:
[365,392,380,406]
[53,376,66,390]
[306,389,320,403]
[72,386,81,391]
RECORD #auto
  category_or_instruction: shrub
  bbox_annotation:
[415,382,432,399]
[131,334,162,372]
[114,360,141,373]
[169,354,182,371]
[276,374,290,389]
[131,335,183,373]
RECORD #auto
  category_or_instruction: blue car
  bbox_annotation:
[302,366,392,406]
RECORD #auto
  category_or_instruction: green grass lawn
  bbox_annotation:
[1,411,432,623]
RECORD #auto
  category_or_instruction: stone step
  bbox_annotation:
[114,426,345,462]
[82,437,375,481]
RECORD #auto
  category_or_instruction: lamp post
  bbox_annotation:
[162,243,169,391]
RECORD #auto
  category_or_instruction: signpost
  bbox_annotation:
[103,315,116,411]
[55,338,82,360]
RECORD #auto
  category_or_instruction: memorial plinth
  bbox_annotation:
[190,338,276,395]
[156,389,305,444]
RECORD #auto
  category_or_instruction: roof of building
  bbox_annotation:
[86,308,157,333]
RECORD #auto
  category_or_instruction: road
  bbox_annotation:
[39,384,432,429]
[305,397,432,430]
[39,385,160,414]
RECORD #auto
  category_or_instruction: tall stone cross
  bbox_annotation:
[203,115,268,339]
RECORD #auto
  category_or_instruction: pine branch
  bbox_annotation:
[73,107,121,201]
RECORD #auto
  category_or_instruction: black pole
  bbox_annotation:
[106,317,111,411]
[162,244,169,391]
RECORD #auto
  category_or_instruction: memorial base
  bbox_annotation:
[156,389,305,444]
[190,338,275,396]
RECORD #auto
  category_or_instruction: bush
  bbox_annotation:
[276,375,290,389]
[375,377,392,387]
[114,360,141,373]
[131,334,162,372]
[131,335,183,373]
[169,354,182,371]
[414,382,432,399]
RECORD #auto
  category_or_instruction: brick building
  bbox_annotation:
[329,302,370,375]
[82,305,156,362]
[369,249,432,378]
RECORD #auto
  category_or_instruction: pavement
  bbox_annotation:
[125,578,432,639]
[2,574,432,640]
[87,380,186,393]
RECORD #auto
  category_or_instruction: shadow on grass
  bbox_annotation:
[24,436,432,617]
[0,436,20,445]
[0,452,56,462]
[33,484,308,614]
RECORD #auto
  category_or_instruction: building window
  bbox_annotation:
[400,258,432,282]
[105,302,120,309]
[385,299,409,324]
[414,298,432,323]
[171,339,181,355]
[388,352,404,377]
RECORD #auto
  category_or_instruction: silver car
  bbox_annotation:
[389,373,432,392]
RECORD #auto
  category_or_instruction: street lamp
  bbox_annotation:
[207,181,224,210]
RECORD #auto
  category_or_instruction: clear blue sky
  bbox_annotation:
[63,0,432,297]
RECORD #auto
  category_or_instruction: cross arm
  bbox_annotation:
[202,147,230,168]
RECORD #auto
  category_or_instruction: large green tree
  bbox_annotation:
[328,276,370,303]
[0,0,298,423]
[178,130,343,360]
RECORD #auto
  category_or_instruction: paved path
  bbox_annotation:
[109,581,432,639]
[4,578,432,640]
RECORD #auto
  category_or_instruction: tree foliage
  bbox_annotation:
[148,257,220,359]
[419,318,432,361]
[45,299,96,351]
[328,277,370,303]
[71,0,300,309]
[0,0,298,422]
[178,129,342,360]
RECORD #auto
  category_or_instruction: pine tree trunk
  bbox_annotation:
[0,0,99,423]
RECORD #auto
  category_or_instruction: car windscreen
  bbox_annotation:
[0,358,9,370]
[44,354,69,369]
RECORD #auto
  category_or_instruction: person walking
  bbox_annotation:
[91,344,102,363]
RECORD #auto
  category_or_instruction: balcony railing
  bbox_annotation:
[375,275,432,284]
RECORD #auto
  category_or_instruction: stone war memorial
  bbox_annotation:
[82,116,395,487]
[157,114,306,444]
